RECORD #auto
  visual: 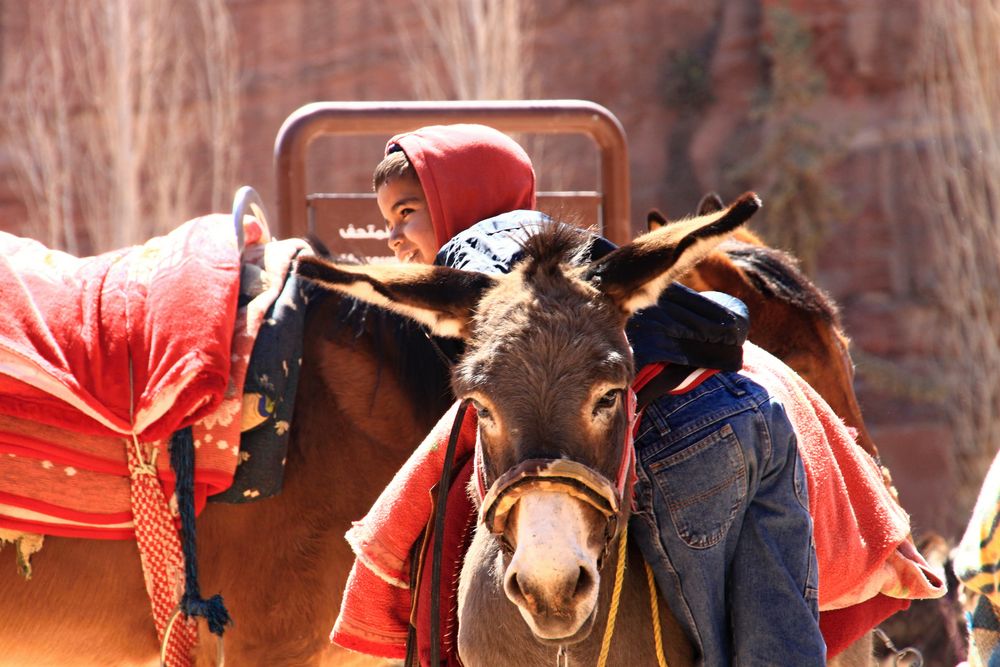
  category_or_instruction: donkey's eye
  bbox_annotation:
[594,389,622,413]
[471,399,492,420]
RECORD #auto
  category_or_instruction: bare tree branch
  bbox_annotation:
[2,0,240,254]
[392,0,534,101]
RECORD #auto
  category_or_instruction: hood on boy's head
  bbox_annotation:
[386,124,536,247]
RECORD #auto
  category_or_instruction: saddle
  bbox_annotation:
[0,215,311,539]
[0,209,314,665]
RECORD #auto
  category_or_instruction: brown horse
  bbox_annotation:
[0,195,881,665]
[664,193,879,462]
[296,194,878,667]
[0,286,452,665]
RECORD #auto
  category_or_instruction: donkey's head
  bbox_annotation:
[297,193,760,644]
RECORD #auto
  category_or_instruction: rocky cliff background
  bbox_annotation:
[2,0,998,542]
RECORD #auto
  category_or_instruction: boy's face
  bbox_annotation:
[377,175,438,264]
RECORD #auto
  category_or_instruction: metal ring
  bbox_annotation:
[159,607,225,667]
[232,185,272,255]
[893,647,923,667]
[874,628,923,667]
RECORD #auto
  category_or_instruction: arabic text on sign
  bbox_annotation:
[339,224,389,240]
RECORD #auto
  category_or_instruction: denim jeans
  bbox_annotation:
[630,371,825,667]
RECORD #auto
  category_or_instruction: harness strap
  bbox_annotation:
[480,459,621,534]
[404,542,421,667]
[635,363,718,410]
[635,364,694,409]
[427,399,472,667]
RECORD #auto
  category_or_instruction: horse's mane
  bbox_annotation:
[724,241,841,326]
[306,236,454,417]
[338,298,454,414]
[495,225,842,332]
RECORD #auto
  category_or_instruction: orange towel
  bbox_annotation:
[741,342,944,654]
[332,402,477,658]
[333,344,946,659]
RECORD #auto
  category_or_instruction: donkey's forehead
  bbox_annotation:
[481,262,610,315]
[474,264,625,342]
[455,266,632,392]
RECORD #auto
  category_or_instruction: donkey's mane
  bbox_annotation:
[724,241,841,326]
[516,223,594,277]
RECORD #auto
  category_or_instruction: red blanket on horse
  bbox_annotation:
[0,217,304,539]
[333,342,945,662]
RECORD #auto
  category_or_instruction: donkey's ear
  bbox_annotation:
[646,209,668,232]
[295,256,497,338]
[696,192,725,215]
[585,192,761,315]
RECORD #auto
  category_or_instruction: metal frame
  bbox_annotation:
[273,99,631,245]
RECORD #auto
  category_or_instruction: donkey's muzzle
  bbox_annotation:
[480,458,621,544]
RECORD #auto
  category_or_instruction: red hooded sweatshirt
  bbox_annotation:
[386,124,537,249]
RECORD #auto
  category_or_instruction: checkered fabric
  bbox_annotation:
[127,437,196,666]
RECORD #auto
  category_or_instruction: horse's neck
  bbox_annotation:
[191,299,453,660]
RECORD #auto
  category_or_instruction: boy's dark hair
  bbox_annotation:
[373,148,415,192]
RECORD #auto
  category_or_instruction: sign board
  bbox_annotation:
[306,191,603,263]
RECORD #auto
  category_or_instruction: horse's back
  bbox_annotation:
[0,293,451,666]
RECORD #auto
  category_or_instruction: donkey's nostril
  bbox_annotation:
[505,561,597,615]
[573,565,594,600]
[504,567,528,608]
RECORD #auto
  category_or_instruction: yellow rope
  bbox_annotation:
[644,560,669,667]
[596,521,628,667]
[595,522,669,667]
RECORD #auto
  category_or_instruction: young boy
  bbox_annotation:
[371,123,826,665]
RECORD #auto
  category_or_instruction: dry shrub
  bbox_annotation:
[392,0,534,101]
[2,0,240,254]
[388,1,578,193]
[727,4,845,275]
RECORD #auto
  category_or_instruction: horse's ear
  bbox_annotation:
[586,192,761,315]
[646,209,668,232]
[295,256,497,338]
[696,192,725,215]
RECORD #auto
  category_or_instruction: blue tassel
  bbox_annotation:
[170,428,232,636]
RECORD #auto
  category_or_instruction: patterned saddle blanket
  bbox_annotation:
[0,216,309,538]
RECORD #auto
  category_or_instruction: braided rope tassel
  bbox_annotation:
[124,354,195,666]
[644,560,669,667]
[127,433,196,666]
[596,521,629,667]
[170,428,231,638]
